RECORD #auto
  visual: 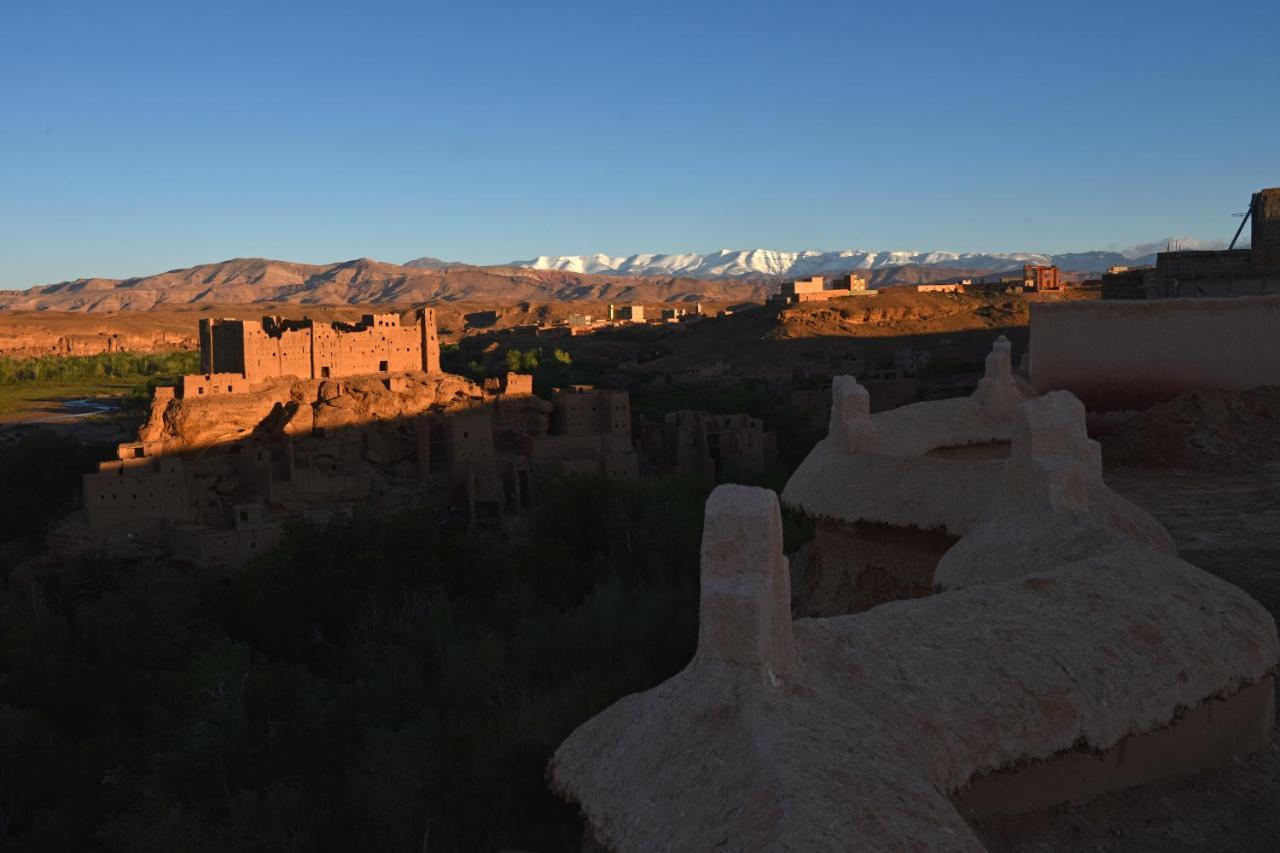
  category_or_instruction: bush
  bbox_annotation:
[0,471,709,852]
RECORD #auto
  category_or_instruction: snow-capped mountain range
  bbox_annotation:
[501,241,1223,278]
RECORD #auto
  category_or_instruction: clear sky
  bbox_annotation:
[2,0,1277,288]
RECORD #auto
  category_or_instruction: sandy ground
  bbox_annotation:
[975,462,1280,853]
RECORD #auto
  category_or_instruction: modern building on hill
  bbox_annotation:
[771,274,872,305]
[877,282,965,294]
[607,304,645,322]
[1022,264,1061,291]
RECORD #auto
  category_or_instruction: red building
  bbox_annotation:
[1023,264,1061,291]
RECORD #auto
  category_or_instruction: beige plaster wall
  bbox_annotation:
[1030,295,1280,410]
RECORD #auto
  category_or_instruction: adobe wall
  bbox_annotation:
[446,410,497,481]
[1030,295,1280,410]
[199,309,441,389]
[956,676,1274,817]
[168,523,284,568]
[502,371,533,396]
[83,457,190,535]
[552,388,631,437]
[180,373,252,398]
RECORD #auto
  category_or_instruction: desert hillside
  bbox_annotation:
[0,258,772,312]
[0,257,1048,314]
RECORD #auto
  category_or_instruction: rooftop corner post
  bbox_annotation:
[696,484,795,682]
[1002,391,1102,515]
[828,374,878,453]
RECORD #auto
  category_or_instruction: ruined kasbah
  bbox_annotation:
[62,308,776,568]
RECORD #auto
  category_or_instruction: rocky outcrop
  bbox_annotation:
[141,372,486,451]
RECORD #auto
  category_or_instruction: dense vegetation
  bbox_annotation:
[0,430,718,852]
[0,351,200,416]
[0,351,199,388]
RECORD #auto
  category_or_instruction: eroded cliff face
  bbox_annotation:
[139,371,526,451]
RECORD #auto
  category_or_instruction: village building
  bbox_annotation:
[770,273,872,305]
[607,304,645,322]
[639,410,776,477]
[1102,187,1280,299]
[77,309,638,565]
[877,281,966,294]
[188,308,440,395]
[1021,263,1061,291]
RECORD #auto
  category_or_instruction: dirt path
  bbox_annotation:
[975,463,1280,852]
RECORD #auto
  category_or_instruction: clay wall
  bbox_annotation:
[180,373,252,398]
[446,410,497,480]
[1030,295,1280,409]
[204,319,250,376]
[168,523,284,568]
[420,307,441,374]
[783,277,826,295]
[517,433,635,486]
[504,372,533,396]
[552,387,631,437]
[831,274,869,292]
[83,457,189,535]
[199,310,439,389]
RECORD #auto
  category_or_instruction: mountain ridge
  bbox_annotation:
[2,238,1225,313]
[498,239,1225,278]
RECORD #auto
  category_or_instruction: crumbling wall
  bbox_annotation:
[1030,296,1280,410]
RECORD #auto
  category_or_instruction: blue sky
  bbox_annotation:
[2,0,1277,288]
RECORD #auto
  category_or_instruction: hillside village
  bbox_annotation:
[2,187,1279,852]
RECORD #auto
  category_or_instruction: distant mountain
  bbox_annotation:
[0,258,770,313]
[3,237,1231,313]
[402,256,470,271]
[509,240,1226,278]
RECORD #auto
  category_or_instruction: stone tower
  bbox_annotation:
[418,307,441,373]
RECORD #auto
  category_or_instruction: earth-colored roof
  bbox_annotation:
[549,394,1278,852]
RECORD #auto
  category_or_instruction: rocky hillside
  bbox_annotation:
[1,258,771,313]
[139,371,489,452]
[1,258,1046,314]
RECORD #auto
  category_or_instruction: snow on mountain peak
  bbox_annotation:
[504,241,1219,278]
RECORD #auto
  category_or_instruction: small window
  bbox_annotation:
[198,387,205,395]
[239,510,248,522]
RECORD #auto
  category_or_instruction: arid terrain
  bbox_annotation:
[0,256,1058,313]
[4,260,1276,853]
